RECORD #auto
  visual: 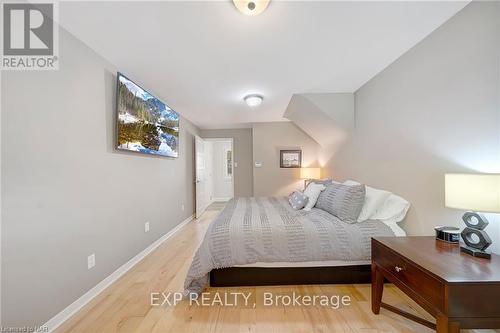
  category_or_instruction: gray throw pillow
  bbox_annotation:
[311,179,334,186]
[288,191,309,210]
[315,183,366,223]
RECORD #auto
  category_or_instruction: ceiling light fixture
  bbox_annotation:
[244,94,263,107]
[233,0,270,16]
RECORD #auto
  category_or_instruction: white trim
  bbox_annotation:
[40,214,194,332]
[212,197,232,202]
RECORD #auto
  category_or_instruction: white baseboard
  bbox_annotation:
[40,214,194,332]
[212,197,232,202]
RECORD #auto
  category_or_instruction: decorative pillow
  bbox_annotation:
[302,183,326,211]
[344,180,410,225]
[344,180,391,222]
[288,191,309,210]
[315,183,366,223]
[309,179,345,188]
[310,179,335,186]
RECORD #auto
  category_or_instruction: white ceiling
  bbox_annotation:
[59,1,468,129]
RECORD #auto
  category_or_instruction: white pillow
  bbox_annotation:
[371,194,410,237]
[371,193,411,223]
[344,180,410,236]
[302,183,326,211]
[344,180,391,222]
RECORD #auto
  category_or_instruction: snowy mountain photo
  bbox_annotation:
[116,73,179,157]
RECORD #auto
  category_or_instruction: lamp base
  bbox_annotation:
[460,245,491,259]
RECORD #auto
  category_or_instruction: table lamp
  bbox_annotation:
[300,168,321,189]
[445,173,500,259]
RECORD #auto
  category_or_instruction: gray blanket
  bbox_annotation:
[184,197,394,294]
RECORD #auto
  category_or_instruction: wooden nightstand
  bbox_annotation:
[371,236,500,333]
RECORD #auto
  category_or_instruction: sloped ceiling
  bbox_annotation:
[284,93,354,147]
[59,1,469,129]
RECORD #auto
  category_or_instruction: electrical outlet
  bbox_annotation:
[87,254,95,270]
[181,204,185,211]
[145,222,150,233]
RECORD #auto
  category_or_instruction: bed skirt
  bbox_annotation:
[209,265,372,287]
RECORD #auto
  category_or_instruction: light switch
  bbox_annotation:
[87,254,96,269]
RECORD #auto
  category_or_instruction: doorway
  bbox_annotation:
[195,137,234,218]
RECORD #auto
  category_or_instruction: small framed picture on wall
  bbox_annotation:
[280,150,302,168]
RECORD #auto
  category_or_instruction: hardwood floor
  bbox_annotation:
[206,201,228,211]
[56,209,498,333]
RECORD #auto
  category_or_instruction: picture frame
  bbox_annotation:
[280,150,302,168]
[116,72,179,158]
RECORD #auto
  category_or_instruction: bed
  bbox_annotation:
[184,196,405,294]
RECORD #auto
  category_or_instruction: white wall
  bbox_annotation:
[1,27,199,326]
[284,93,354,150]
[203,140,214,207]
[200,129,253,197]
[328,2,500,251]
[212,140,233,200]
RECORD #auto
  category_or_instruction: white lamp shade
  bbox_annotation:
[233,0,270,16]
[445,173,500,213]
[300,168,321,180]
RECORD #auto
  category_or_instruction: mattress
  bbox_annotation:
[184,197,397,294]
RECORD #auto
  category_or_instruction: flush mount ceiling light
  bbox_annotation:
[244,94,263,107]
[233,0,270,16]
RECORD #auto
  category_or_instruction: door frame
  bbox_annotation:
[195,135,207,218]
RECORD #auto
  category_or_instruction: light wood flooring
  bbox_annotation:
[206,201,228,211]
[56,208,499,333]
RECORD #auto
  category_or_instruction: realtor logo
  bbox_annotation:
[1,2,58,70]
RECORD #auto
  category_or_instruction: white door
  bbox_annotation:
[195,135,208,218]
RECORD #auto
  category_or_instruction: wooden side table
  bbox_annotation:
[371,236,500,333]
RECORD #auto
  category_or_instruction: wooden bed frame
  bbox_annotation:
[210,265,371,287]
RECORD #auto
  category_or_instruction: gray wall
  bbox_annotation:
[329,2,500,247]
[200,128,253,197]
[252,122,321,197]
[1,28,199,326]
